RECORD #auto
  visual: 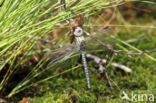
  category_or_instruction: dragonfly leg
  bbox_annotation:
[81,51,91,89]
[99,64,113,89]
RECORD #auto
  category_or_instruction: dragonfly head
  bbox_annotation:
[74,27,83,37]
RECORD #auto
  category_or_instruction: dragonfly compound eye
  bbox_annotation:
[74,27,83,37]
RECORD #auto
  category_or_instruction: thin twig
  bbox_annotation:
[86,53,132,73]
[125,37,146,43]
[114,49,156,55]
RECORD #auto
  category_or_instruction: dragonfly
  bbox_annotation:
[27,0,131,89]
[27,10,134,89]
[39,23,115,90]
[26,0,116,89]
[26,0,136,90]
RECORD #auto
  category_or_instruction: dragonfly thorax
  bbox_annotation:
[74,27,85,46]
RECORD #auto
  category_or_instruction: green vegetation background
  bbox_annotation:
[0,0,155,103]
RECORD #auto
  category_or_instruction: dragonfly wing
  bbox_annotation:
[85,27,113,43]
[44,43,79,65]
[85,28,114,50]
[85,37,115,53]
[47,48,79,66]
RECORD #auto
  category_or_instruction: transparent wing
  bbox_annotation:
[43,27,114,65]
[84,28,115,53]
[85,27,113,42]
[44,43,79,66]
